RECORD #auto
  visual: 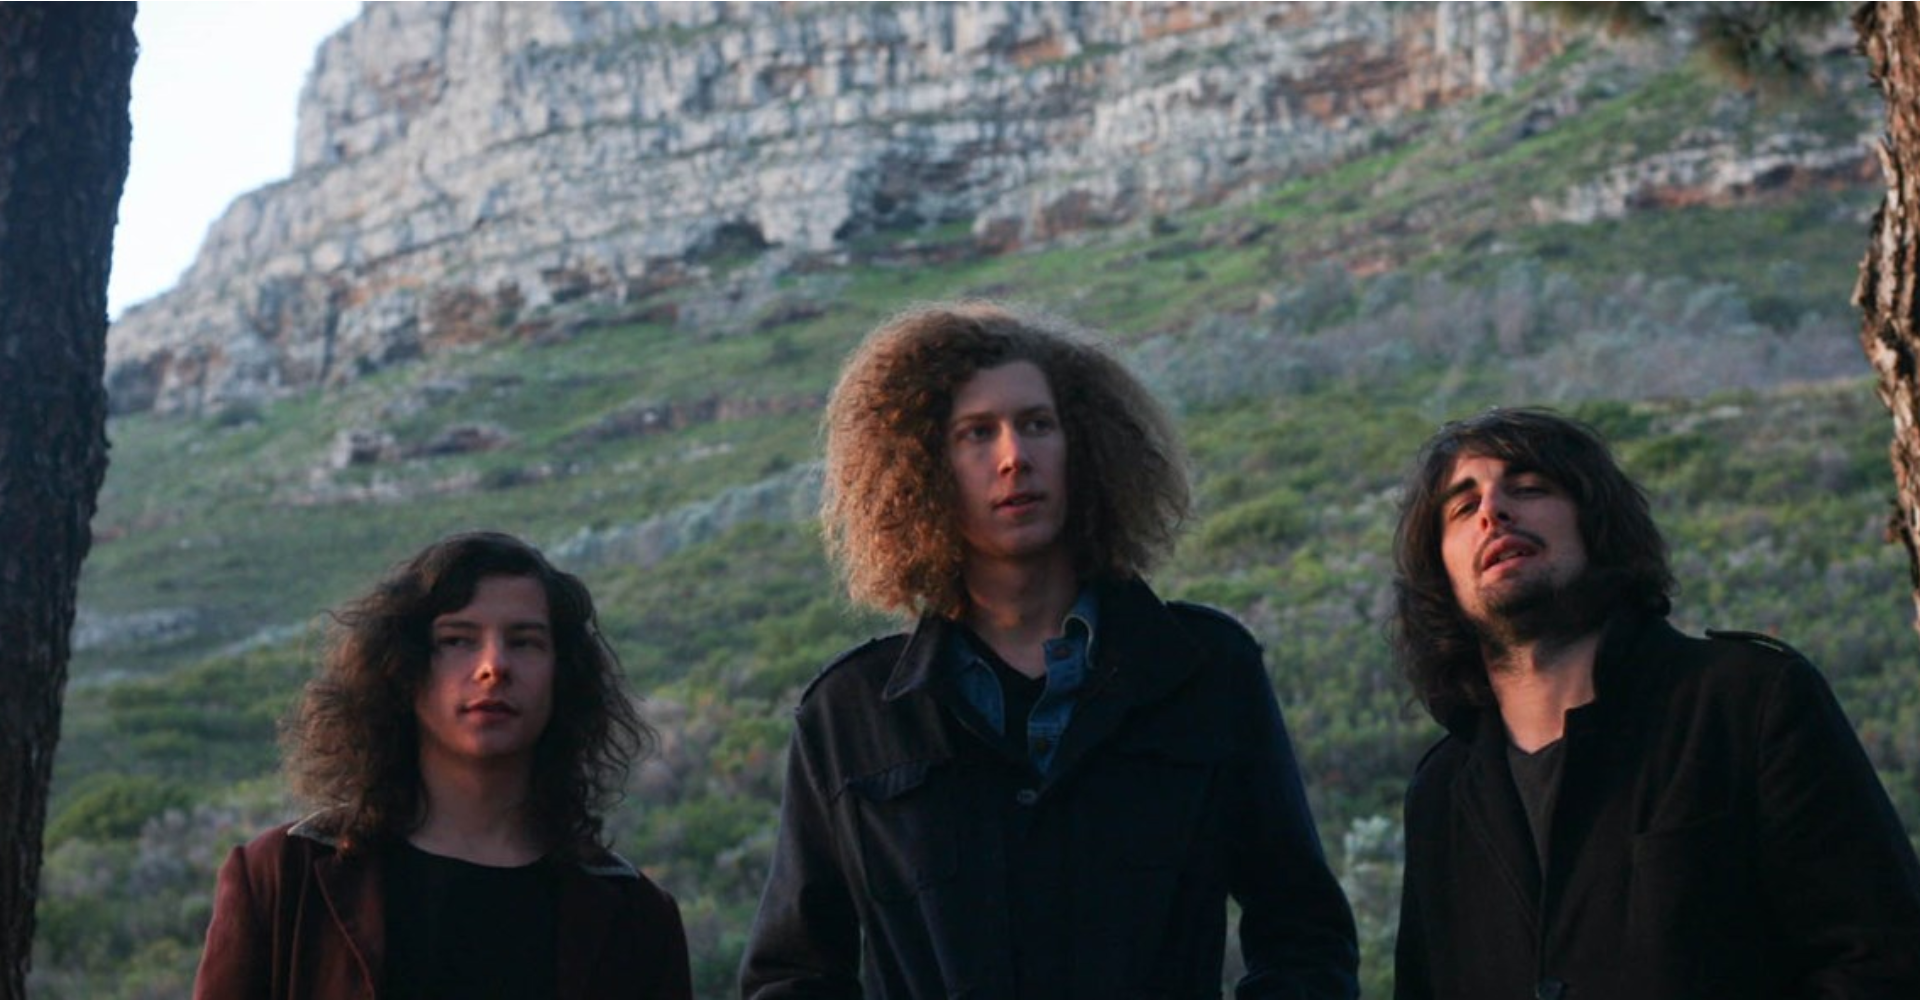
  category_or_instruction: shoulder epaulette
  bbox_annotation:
[577,851,641,880]
[1704,628,1808,661]
[287,810,345,848]
[1167,600,1263,651]
[797,635,897,705]
[1412,735,1454,774]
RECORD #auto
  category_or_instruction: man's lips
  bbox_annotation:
[1479,533,1543,572]
[461,699,519,716]
[993,491,1044,511]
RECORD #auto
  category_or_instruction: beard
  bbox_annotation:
[1468,564,1626,656]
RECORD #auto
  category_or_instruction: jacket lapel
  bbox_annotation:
[1040,579,1197,789]
[311,844,386,993]
[555,861,627,998]
[873,616,966,764]
[1545,614,1660,908]
[1453,713,1543,918]
[1446,613,1665,925]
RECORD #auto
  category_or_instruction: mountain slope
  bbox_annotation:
[38,11,1912,1000]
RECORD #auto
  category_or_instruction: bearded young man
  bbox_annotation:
[739,302,1358,999]
[1390,408,1920,1000]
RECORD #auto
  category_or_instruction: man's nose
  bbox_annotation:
[475,636,510,682]
[1478,495,1513,529]
[996,427,1031,473]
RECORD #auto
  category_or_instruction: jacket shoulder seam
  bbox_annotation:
[1166,600,1262,653]
[1703,628,1809,663]
[798,634,904,705]
[287,811,343,848]
[578,850,641,880]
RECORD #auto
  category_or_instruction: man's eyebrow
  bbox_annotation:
[431,617,551,632]
[1439,476,1480,505]
[948,402,1054,426]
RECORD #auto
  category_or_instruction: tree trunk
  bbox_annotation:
[1855,3,1920,635]
[0,5,135,995]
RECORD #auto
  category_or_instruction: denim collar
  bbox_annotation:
[943,585,1099,773]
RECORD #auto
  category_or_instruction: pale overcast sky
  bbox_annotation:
[113,1,363,318]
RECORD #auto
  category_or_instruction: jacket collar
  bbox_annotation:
[880,611,951,703]
[1040,578,1198,785]
[293,818,386,992]
[1561,610,1668,737]
[1447,610,1677,916]
[876,577,1201,784]
[1438,609,1665,741]
[881,577,1192,700]
[291,812,643,996]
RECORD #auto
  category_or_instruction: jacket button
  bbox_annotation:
[1535,978,1566,1000]
[1015,788,1038,806]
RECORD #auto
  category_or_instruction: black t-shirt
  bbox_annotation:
[1506,737,1566,873]
[382,840,560,1000]
[954,626,1049,764]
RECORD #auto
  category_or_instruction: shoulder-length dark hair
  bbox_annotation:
[822,301,1191,618]
[282,531,653,856]
[1390,408,1674,721]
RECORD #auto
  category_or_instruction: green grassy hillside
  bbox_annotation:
[36,40,1916,999]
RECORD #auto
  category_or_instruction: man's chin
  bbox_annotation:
[1478,569,1624,645]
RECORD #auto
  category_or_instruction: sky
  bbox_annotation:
[112,1,364,318]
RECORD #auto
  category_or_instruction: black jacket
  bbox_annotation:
[1395,613,1920,1000]
[740,578,1358,999]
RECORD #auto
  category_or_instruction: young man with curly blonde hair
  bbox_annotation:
[741,302,1358,998]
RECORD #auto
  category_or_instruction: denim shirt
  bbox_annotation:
[946,587,1098,775]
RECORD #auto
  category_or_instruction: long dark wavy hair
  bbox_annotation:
[282,531,653,857]
[1391,408,1674,722]
[822,301,1191,619]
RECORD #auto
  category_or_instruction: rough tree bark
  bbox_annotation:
[1855,4,1920,636]
[0,5,135,996]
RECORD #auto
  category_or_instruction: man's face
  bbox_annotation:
[414,574,557,778]
[946,360,1070,568]
[1439,453,1589,629]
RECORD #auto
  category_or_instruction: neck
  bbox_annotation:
[960,549,1078,678]
[411,752,545,865]
[1484,629,1601,753]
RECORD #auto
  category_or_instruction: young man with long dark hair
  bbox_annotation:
[195,531,691,999]
[1390,408,1920,999]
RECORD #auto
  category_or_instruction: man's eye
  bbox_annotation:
[435,635,473,649]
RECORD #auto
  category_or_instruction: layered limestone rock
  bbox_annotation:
[109,1,1561,415]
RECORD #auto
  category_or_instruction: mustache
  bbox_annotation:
[1478,528,1546,569]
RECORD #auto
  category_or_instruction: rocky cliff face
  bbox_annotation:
[107,1,1566,415]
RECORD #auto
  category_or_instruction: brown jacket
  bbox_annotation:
[193,817,692,999]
